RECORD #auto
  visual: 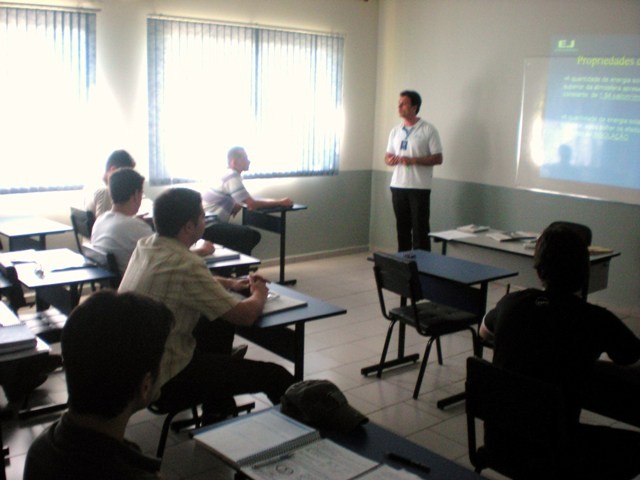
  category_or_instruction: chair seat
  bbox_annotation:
[20,308,67,344]
[390,301,477,335]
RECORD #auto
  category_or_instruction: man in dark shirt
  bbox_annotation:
[480,224,640,479]
[23,290,173,480]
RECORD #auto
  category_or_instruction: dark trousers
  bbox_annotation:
[391,187,431,251]
[157,318,294,416]
[203,223,261,255]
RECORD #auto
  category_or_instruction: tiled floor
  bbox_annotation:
[2,252,639,479]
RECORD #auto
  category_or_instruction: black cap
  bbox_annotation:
[281,379,368,433]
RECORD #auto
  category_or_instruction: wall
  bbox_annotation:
[371,0,640,310]
[0,0,379,260]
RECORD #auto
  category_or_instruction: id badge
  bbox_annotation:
[400,140,408,150]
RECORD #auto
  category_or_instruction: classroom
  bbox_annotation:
[1,1,639,479]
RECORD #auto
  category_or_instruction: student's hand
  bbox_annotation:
[280,198,294,208]
[231,203,242,217]
[249,273,269,299]
[191,240,215,256]
[230,277,251,292]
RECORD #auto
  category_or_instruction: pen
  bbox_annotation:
[252,452,294,469]
[385,451,431,473]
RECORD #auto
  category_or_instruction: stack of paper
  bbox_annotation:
[457,224,489,233]
[0,324,37,354]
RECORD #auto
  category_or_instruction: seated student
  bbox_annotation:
[480,223,640,479]
[84,149,136,218]
[90,168,154,275]
[118,188,294,423]
[23,290,173,480]
[92,168,215,275]
[202,146,293,255]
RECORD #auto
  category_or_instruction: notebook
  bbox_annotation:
[204,244,241,263]
[193,409,379,480]
[261,291,307,316]
[0,324,37,354]
[487,231,538,242]
[228,290,307,316]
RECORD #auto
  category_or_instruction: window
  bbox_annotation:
[147,18,344,185]
[0,6,96,194]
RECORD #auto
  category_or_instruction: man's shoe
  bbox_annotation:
[231,344,248,359]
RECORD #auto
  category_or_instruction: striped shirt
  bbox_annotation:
[202,169,251,223]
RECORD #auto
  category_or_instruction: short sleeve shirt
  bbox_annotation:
[202,169,251,223]
[118,234,240,397]
[484,288,640,424]
[387,118,442,190]
[90,211,153,275]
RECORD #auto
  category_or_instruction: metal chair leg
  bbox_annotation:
[377,321,396,378]
[435,337,443,365]
[413,337,436,399]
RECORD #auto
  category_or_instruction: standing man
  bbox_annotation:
[202,146,293,255]
[385,90,443,251]
[24,290,173,480]
[119,188,293,423]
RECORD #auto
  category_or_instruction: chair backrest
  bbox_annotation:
[81,243,121,288]
[373,252,424,320]
[465,356,568,477]
[373,252,423,298]
[547,221,592,246]
[70,207,96,252]
[0,261,27,313]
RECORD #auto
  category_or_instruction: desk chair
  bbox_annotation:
[373,252,479,399]
[81,244,120,289]
[465,356,567,478]
[70,207,95,253]
[0,409,10,480]
[0,261,66,345]
[148,397,255,458]
[465,357,640,480]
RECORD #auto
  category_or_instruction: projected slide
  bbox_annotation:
[517,35,640,205]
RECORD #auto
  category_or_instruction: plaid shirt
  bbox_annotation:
[119,234,239,397]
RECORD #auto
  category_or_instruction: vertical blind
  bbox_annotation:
[0,6,96,193]
[147,18,344,185]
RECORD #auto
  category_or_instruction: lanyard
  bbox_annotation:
[400,125,415,151]
[402,126,416,140]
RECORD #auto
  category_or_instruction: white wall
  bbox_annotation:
[373,0,640,185]
[371,0,640,309]
[1,0,380,257]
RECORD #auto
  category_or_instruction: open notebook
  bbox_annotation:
[194,409,422,480]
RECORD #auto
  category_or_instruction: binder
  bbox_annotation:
[193,409,381,480]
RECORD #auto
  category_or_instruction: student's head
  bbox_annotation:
[153,188,204,238]
[62,290,172,418]
[227,146,250,171]
[399,90,422,114]
[105,149,136,172]
[109,168,145,205]
[534,224,589,294]
[103,150,136,183]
